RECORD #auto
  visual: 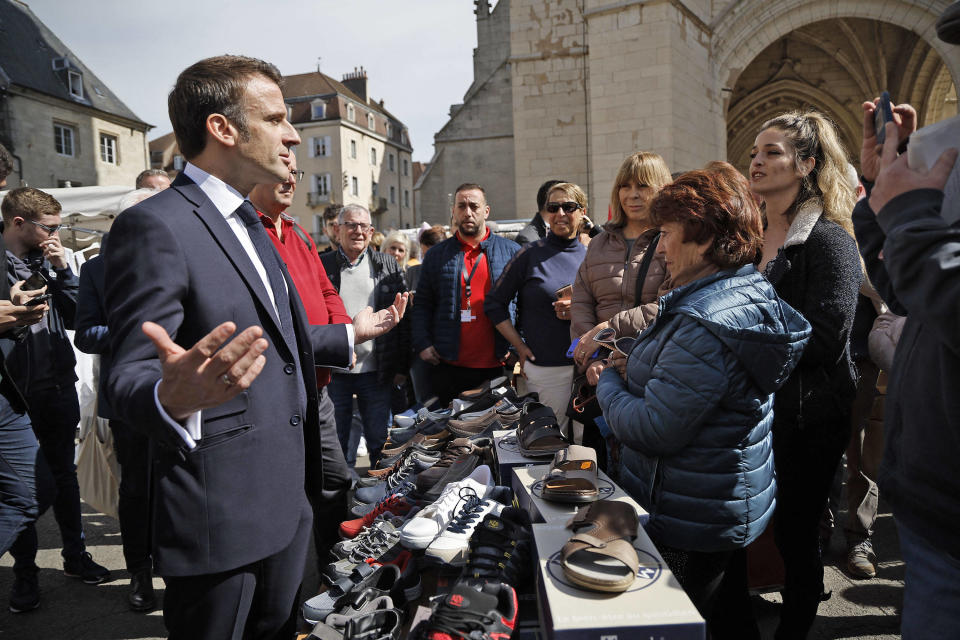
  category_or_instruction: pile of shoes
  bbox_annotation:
[303,376,542,638]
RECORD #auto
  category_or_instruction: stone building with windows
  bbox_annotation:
[416,0,959,224]
[0,0,151,188]
[284,67,415,235]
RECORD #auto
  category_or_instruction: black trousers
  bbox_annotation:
[773,423,849,640]
[430,362,505,407]
[162,503,312,640]
[659,545,759,640]
[309,389,352,560]
[110,418,152,574]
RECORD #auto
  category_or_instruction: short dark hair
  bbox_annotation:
[453,183,485,200]
[135,169,170,189]
[419,225,446,248]
[1,187,61,225]
[0,143,13,184]
[650,169,763,270]
[168,55,284,159]
[323,204,343,223]
[536,179,565,212]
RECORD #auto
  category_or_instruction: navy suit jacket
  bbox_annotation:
[103,173,351,577]
[74,254,114,419]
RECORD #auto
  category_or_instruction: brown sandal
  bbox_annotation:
[541,445,599,504]
[561,501,639,593]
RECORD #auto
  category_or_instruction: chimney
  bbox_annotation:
[341,66,368,103]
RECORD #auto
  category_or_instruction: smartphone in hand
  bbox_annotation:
[874,92,894,144]
[25,293,51,307]
[554,284,573,300]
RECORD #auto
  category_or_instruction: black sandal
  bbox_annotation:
[516,402,568,457]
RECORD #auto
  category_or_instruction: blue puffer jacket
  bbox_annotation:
[597,265,811,552]
[411,232,519,362]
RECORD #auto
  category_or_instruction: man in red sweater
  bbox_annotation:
[249,153,354,560]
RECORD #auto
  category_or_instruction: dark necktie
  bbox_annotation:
[234,201,307,409]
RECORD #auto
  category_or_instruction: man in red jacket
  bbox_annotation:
[249,152,354,560]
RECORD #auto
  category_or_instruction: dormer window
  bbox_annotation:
[367,113,375,130]
[386,123,393,138]
[346,104,355,122]
[67,70,83,100]
[311,100,325,120]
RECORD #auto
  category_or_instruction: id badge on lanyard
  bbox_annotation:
[461,251,484,323]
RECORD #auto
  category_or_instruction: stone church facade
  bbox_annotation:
[415,0,959,225]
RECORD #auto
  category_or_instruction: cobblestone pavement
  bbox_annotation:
[0,496,904,639]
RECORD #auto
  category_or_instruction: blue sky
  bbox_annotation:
[23,0,481,162]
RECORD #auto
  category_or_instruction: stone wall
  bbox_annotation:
[510,0,590,216]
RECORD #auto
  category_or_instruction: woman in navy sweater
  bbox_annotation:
[485,182,588,429]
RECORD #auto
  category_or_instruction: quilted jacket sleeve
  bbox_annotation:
[597,316,728,456]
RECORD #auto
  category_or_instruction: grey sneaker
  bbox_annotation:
[846,540,877,579]
[331,516,406,561]
[325,522,405,583]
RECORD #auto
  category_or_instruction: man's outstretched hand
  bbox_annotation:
[353,292,409,343]
[144,321,269,422]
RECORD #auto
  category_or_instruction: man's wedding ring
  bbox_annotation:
[221,374,234,387]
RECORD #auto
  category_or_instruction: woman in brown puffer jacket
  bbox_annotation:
[569,151,672,464]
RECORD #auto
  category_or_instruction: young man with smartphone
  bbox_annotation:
[1,187,110,610]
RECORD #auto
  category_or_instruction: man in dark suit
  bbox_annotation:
[103,56,406,639]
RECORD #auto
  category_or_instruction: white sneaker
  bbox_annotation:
[425,490,507,565]
[357,436,368,457]
[399,465,494,549]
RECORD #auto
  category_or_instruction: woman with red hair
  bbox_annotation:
[597,170,812,638]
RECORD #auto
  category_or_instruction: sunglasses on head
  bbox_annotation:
[545,201,583,214]
[593,327,637,356]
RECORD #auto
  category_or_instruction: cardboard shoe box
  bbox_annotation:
[492,429,546,484]
[533,521,704,640]
[511,464,649,526]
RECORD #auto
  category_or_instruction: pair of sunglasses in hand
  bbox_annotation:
[593,327,637,357]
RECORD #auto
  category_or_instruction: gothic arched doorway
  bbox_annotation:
[726,18,958,174]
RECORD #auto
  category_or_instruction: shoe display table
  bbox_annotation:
[309,381,705,640]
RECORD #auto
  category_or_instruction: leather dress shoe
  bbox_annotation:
[128,569,156,612]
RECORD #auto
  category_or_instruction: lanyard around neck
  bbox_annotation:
[462,249,486,306]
